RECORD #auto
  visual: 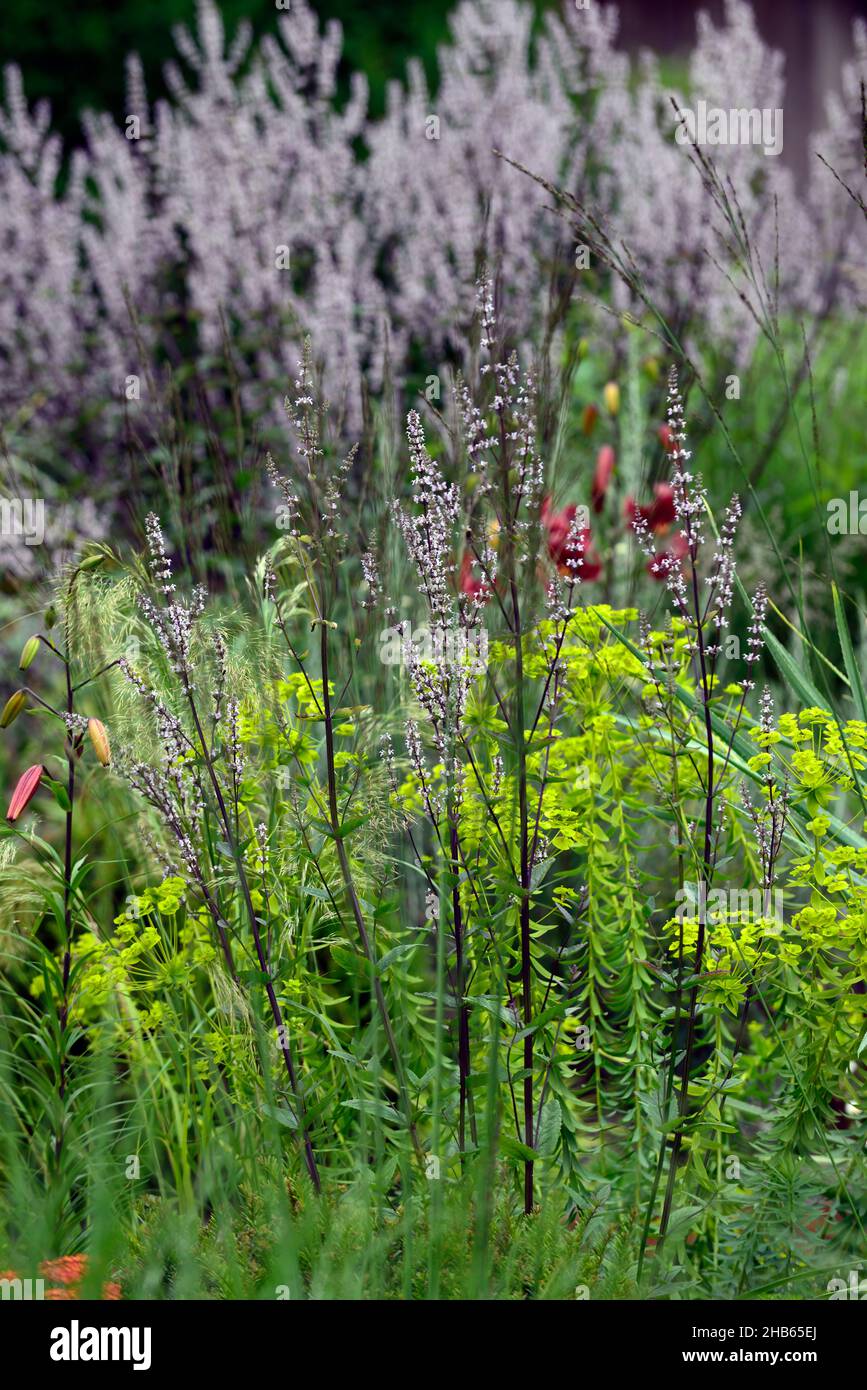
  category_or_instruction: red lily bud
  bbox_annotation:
[7,764,45,822]
[591,445,615,514]
[581,403,598,437]
[658,423,675,453]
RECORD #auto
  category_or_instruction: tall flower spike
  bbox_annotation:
[759,684,775,735]
[145,513,175,597]
[139,514,206,683]
[477,270,496,355]
[361,549,380,606]
[265,452,300,537]
[630,370,702,638]
[703,494,742,657]
[393,410,460,624]
[666,368,705,544]
[743,582,769,691]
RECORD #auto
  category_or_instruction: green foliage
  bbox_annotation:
[1,82,866,1294]
[1,531,865,1298]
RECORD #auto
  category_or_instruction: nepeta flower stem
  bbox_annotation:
[657,560,715,1245]
[54,647,75,1167]
[510,574,534,1216]
[637,715,686,1283]
[449,814,475,1155]
[319,620,422,1164]
[184,687,321,1194]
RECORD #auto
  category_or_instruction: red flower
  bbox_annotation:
[6,764,44,822]
[647,531,689,581]
[39,1254,122,1299]
[647,482,676,531]
[541,497,601,581]
[581,403,598,437]
[803,1198,842,1236]
[624,483,676,535]
[458,550,490,602]
[40,1255,88,1286]
[579,543,603,581]
[658,423,676,453]
[591,446,615,514]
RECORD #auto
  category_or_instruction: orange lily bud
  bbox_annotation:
[581,403,598,436]
[87,718,111,767]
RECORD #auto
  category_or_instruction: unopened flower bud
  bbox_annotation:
[87,718,111,767]
[0,692,26,728]
[19,637,40,671]
[7,764,44,822]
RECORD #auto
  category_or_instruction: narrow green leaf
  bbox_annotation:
[832,582,867,723]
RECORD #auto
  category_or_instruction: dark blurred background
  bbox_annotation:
[0,0,864,179]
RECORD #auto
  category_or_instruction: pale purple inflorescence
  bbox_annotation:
[0,0,864,460]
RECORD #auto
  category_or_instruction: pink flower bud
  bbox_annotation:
[6,765,45,822]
